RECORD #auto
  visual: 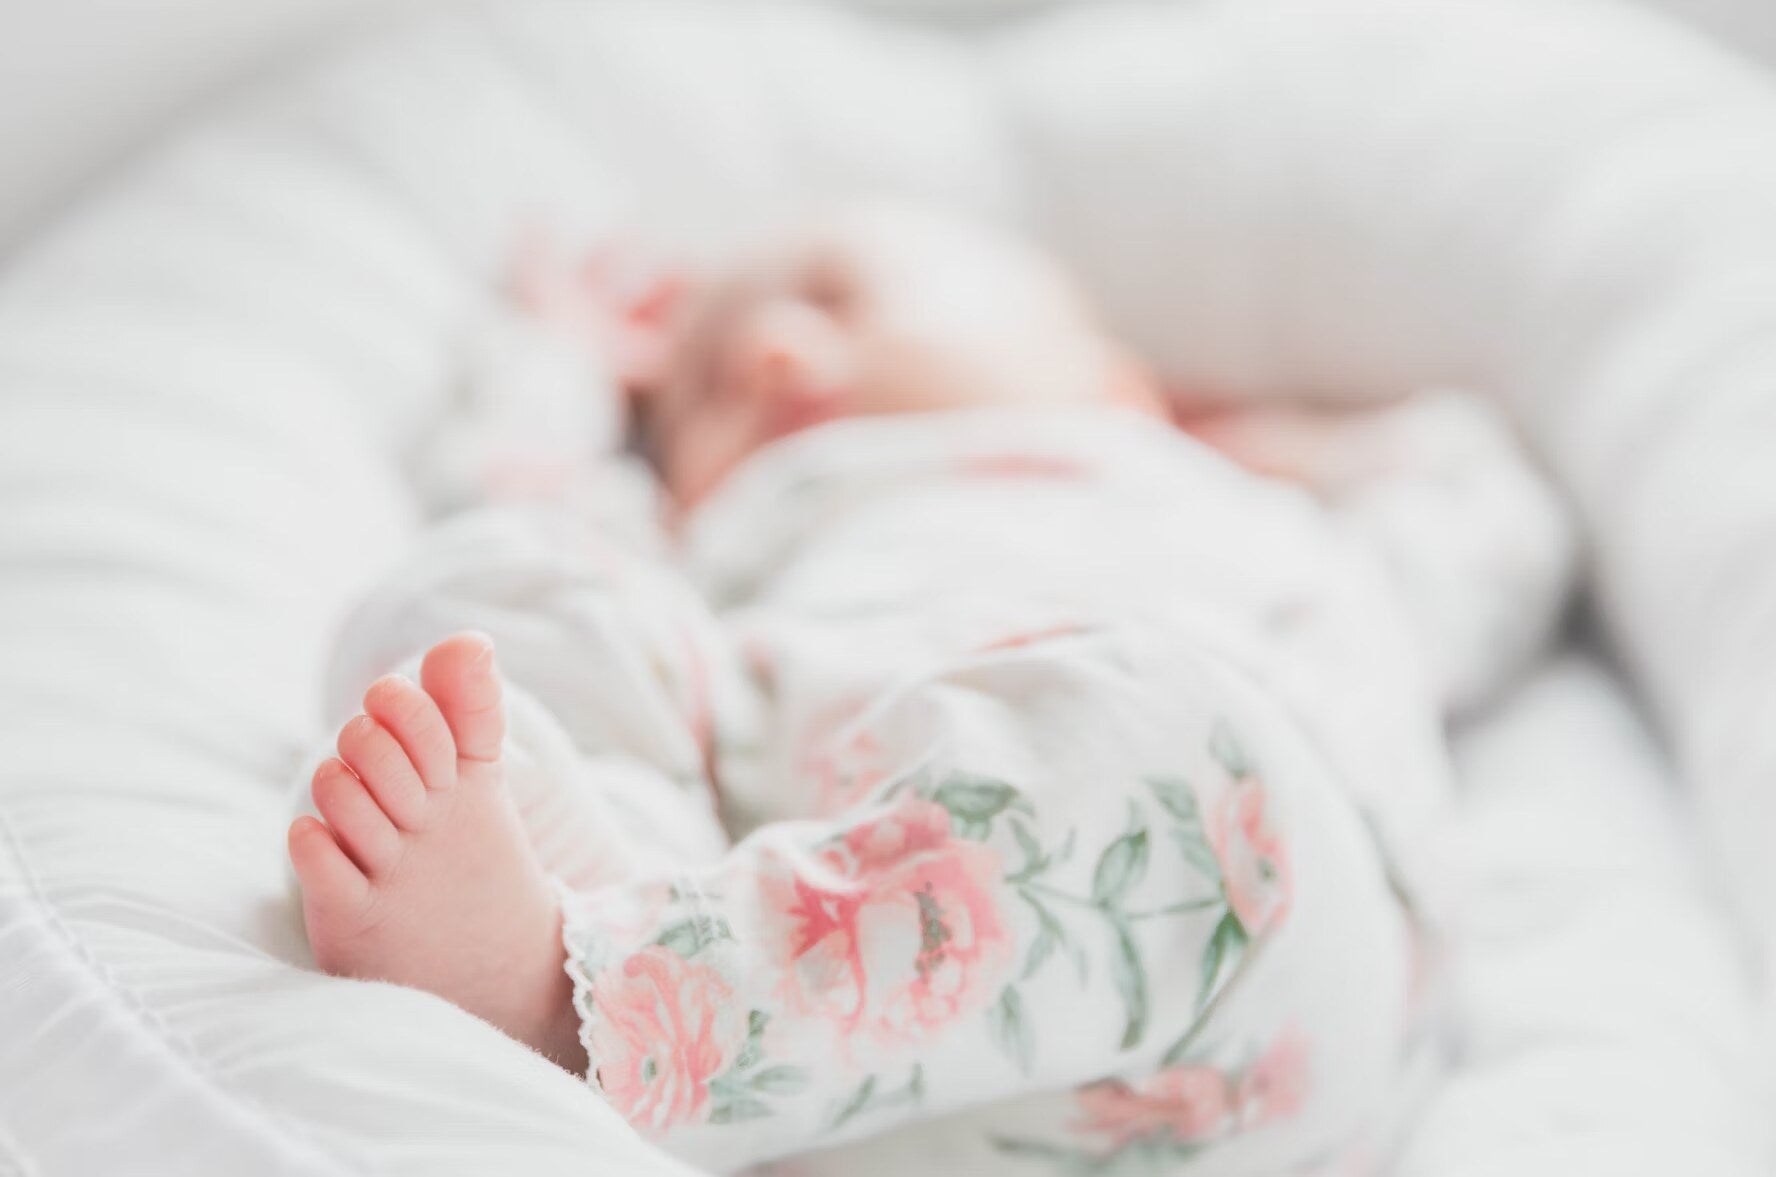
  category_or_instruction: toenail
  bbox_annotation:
[368,675,412,700]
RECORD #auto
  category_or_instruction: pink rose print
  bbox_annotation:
[1052,1030,1310,1162]
[1207,775,1292,934]
[1236,1028,1311,1127]
[1073,1066,1232,1146]
[589,945,743,1134]
[767,799,1011,1047]
[1007,1030,1313,1166]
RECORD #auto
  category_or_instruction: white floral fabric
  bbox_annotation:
[326,404,1568,1176]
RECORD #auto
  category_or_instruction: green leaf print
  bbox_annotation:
[1008,819,1074,887]
[749,1066,811,1097]
[1147,776,1224,885]
[1022,923,1057,980]
[1091,828,1150,907]
[957,816,993,841]
[988,985,1036,1075]
[654,913,733,959]
[1171,826,1223,883]
[1018,889,1088,983]
[1070,938,1091,984]
[1109,918,1148,1050]
[1144,776,1200,825]
[822,1066,922,1135]
[931,776,1030,825]
[704,1009,810,1125]
[737,1010,771,1070]
[829,1075,878,1133]
[1009,818,1047,879]
[1019,889,1066,941]
[1197,909,1249,1010]
[732,1035,763,1072]
[1158,1019,1208,1069]
[709,1096,771,1124]
[1208,720,1252,778]
[655,921,702,958]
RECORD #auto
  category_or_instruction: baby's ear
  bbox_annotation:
[598,267,690,399]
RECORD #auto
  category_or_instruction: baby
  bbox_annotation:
[288,204,1568,1175]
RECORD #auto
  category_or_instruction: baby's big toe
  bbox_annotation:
[420,632,506,765]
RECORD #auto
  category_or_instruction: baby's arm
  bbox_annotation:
[562,627,1412,1170]
[415,230,685,523]
[1186,389,1575,714]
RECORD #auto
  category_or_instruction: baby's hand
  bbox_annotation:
[507,226,688,395]
[1175,396,1421,499]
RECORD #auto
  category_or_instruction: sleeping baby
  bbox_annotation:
[287,203,1570,1176]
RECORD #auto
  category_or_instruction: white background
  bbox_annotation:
[0,0,1771,257]
[0,0,437,255]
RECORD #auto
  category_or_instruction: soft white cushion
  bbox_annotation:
[993,0,1776,967]
[0,1,1770,1173]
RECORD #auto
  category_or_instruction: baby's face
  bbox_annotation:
[649,203,1154,505]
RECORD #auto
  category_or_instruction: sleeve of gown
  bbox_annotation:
[1185,388,1574,714]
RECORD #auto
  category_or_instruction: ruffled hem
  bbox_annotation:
[556,878,618,1093]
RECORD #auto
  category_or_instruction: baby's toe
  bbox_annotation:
[420,632,506,765]
[364,674,457,790]
[336,715,428,830]
[288,814,368,905]
[311,759,402,876]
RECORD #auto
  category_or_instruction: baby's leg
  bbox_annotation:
[559,626,1420,1173]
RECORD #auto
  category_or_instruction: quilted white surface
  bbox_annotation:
[0,1,1770,1173]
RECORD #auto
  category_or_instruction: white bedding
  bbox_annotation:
[1409,657,1766,1175]
[0,1,1771,1173]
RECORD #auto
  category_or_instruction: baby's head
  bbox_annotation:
[643,202,1158,504]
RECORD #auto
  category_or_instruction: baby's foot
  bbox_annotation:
[288,632,587,1071]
